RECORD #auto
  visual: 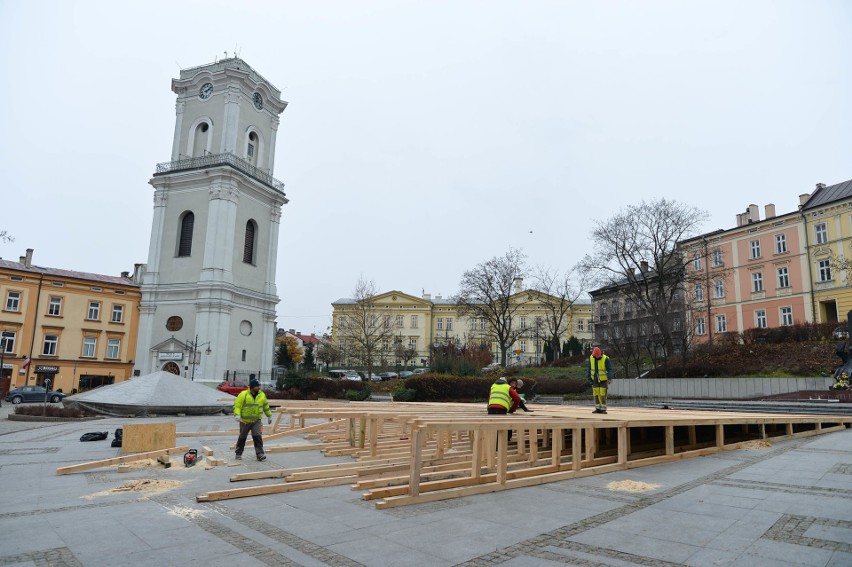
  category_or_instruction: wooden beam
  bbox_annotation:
[56,446,189,475]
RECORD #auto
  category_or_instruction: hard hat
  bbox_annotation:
[495,377,508,384]
[592,347,602,358]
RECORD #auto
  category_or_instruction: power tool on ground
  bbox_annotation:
[183,449,198,467]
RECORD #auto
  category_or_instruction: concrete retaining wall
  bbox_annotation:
[608,377,834,399]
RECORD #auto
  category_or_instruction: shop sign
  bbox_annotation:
[35,365,59,373]
[158,352,184,361]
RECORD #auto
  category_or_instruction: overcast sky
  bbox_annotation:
[2,1,850,336]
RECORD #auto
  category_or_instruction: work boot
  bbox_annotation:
[235,454,242,460]
[257,454,266,462]
[592,408,602,414]
[600,409,608,414]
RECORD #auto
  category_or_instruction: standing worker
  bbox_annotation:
[587,347,612,414]
[233,379,272,461]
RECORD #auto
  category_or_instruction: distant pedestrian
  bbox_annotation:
[233,379,272,461]
[586,347,612,414]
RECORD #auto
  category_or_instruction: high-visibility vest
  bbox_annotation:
[234,389,271,422]
[589,355,609,382]
[489,383,512,410]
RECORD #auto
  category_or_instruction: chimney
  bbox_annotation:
[639,260,649,273]
[121,271,130,278]
[764,204,776,219]
[748,204,760,223]
[799,193,811,207]
[815,182,826,191]
[289,329,295,334]
[514,277,523,293]
[423,293,431,300]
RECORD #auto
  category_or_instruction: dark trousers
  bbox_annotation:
[235,420,264,456]
[487,406,512,442]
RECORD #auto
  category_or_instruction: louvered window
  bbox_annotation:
[243,220,256,264]
[178,212,194,257]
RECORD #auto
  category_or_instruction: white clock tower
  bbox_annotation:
[134,58,288,384]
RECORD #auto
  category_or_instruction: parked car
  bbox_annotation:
[379,372,398,381]
[328,370,362,381]
[360,372,382,382]
[412,368,431,375]
[216,381,249,395]
[398,371,414,379]
[6,385,66,404]
[480,362,503,373]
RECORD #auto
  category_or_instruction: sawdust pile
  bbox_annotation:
[83,479,184,499]
[607,480,660,493]
[738,439,772,450]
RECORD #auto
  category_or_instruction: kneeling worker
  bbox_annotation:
[488,376,521,414]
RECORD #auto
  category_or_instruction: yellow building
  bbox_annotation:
[330,285,593,368]
[800,179,852,323]
[0,249,141,395]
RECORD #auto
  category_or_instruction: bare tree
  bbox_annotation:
[579,198,706,375]
[336,277,396,379]
[0,231,12,243]
[455,248,529,367]
[531,265,590,360]
[315,340,340,371]
[393,339,418,370]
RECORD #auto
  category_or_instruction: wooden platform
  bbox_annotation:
[195,400,852,508]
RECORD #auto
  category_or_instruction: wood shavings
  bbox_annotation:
[607,480,660,493]
[738,439,772,450]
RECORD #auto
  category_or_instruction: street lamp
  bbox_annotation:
[186,334,212,381]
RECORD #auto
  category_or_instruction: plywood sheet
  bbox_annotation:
[121,422,177,453]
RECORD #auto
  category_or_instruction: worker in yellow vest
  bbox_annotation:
[233,378,272,461]
[587,347,612,414]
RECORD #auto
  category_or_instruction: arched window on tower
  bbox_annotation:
[247,131,258,166]
[192,122,210,158]
[177,211,194,257]
[243,220,257,264]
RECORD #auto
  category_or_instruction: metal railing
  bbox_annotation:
[155,152,286,194]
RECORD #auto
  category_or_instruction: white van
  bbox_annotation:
[328,370,362,381]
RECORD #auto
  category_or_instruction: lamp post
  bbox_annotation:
[186,334,212,381]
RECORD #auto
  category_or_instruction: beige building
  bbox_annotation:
[331,286,593,368]
[0,249,141,395]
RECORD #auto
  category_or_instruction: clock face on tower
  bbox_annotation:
[253,92,263,110]
[199,82,213,100]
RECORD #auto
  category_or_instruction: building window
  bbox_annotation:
[715,314,727,333]
[177,211,194,257]
[479,318,487,330]
[775,234,787,254]
[383,315,391,328]
[577,319,584,332]
[410,315,418,329]
[752,272,764,293]
[714,280,724,298]
[87,301,101,320]
[5,291,20,312]
[395,315,404,328]
[408,338,417,350]
[446,317,453,331]
[818,259,832,282]
[437,318,443,330]
[781,306,793,326]
[750,239,761,259]
[243,220,257,264]
[693,253,702,271]
[694,284,704,302]
[777,267,790,288]
[696,317,706,336]
[600,303,608,317]
[520,316,526,329]
[520,340,526,353]
[82,337,97,358]
[815,223,828,245]
[111,304,124,323]
[43,334,58,356]
[48,296,62,316]
[241,349,247,362]
[369,315,377,328]
[755,310,767,329]
[1,331,16,353]
[712,249,723,267]
[106,338,120,359]
[382,339,389,352]
[166,316,183,332]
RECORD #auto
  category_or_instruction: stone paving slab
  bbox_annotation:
[1,403,851,566]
